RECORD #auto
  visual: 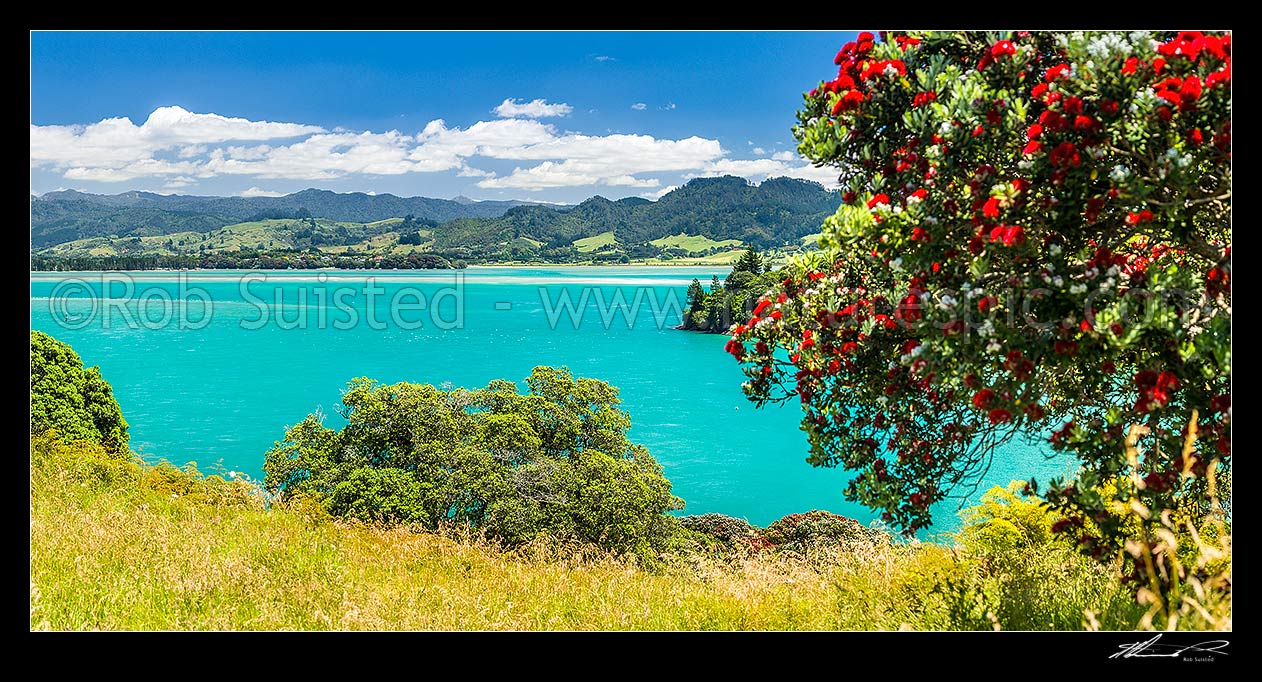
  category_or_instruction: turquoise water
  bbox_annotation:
[30,267,1074,535]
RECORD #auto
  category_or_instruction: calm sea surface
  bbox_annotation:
[30,266,1073,535]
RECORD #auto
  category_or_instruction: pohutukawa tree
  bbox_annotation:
[726,31,1230,561]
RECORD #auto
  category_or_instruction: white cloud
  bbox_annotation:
[31,106,322,169]
[456,166,495,178]
[63,158,207,182]
[406,118,724,190]
[162,176,196,189]
[493,98,573,119]
[239,187,285,197]
[594,55,616,62]
[780,163,840,187]
[630,103,647,111]
[689,158,790,178]
[661,102,677,110]
[686,157,841,189]
[32,105,823,194]
[225,144,272,160]
[477,133,723,189]
[752,147,767,155]
[206,130,422,180]
[641,185,678,200]
[477,161,662,190]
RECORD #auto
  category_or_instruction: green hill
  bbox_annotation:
[32,176,842,267]
[30,190,547,249]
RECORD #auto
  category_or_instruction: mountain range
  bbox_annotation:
[31,188,542,248]
[31,176,841,264]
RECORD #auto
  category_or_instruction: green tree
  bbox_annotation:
[264,367,684,558]
[30,331,129,454]
[686,278,705,315]
[734,247,764,275]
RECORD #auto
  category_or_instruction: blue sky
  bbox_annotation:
[30,31,856,202]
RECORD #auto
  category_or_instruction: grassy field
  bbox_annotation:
[30,434,1227,632]
[31,437,863,630]
[572,231,618,253]
[649,233,743,253]
[37,218,390,258]
[37,224,760,265]
[639,248,748,266]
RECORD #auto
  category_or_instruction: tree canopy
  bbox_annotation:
[263,366,685,558]
[725,31,1231,561]
[30,330,130,454]
[682,248,781,333]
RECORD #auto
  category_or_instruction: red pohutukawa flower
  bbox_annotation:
[831,90,865,114]
[1206,64,1231,88]
[1133,370,1180,413]
[867,193,890,209]
[988,225,1026,246]
[860,59,907,81]
[991,40,1016,57]
[1049,142,1081,168]
[893,34,921,50]
[982,196,1001,218]
[978,39,1018,70]
[1044,64,1070,81]
[1154,75,1204,111]
[988,408,1013,425]
[751,30,1230,543]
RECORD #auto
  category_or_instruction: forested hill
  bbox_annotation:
[32,176,841,266]
[494,176,840,249]
[31,189,542,248]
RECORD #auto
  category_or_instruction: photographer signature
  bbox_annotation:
[1111,634,1229,660]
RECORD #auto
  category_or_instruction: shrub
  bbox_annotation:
[679,513,758,548]
[761,510,887,552]
[958,481,1069,552]
[30,331,129,454]
[946,481,1146,629]
[264,366,685,559]
[30,432,260,509]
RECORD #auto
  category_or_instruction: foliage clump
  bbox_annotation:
[264,366,685,559]
[31,331,129,455]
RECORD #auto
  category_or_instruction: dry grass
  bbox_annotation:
[29,435,1228,631]
[30,437,862,630]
